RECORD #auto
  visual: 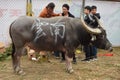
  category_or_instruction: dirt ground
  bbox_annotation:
[0,47,120,80]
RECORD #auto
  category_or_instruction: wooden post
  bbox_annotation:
[26,0,34,16]
[81,0,85,17]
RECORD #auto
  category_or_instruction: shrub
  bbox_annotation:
[0,45,12,61]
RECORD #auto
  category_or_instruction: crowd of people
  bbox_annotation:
[38,2,101,63]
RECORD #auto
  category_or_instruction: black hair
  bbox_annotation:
[91,5,97,10]
[46,2,55,9]
[62,4,69,10]
[84,6,91,11]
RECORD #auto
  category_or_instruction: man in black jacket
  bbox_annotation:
[91,5,101,28]
[54,4,76,63]
[89,5,101,60]
[61,4,75,18]
[84,6,92,24]
[61,4,76,63]
[82,6,92,61]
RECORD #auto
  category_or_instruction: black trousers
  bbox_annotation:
[61,52,76,61]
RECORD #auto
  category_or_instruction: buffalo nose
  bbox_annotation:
[109,47,113,52]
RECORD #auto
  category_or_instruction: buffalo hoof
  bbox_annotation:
[17,70,26,76]
[14,68,26,75]
[66,68,74,74]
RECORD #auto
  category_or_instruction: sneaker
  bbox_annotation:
[55,56,60,59]
[93,58,98,61]
[90,58,98,61]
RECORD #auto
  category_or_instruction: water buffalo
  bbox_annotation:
[9,1,112,75]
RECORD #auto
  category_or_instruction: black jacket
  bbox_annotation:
[92,13,101,28]
[62,12,75,18]
[84,14,92,25]
[84,13,101,28]
[94,13,100,19]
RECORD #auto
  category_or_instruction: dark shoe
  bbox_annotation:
[60,59,65,63]
[81,59,90,62]
[72,60,77,64]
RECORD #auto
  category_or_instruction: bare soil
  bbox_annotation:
[0,47,120,80]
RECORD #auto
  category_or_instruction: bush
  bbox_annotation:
[0,45,12,61]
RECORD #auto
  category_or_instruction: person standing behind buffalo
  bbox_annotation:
[89,5,101,61]
[38,2,60,18]
[61,4,75,18]
[60,4,76,63]
[38,2,60,61]
[54,4,76,63]
[81,6,92,62]
[91,5,100,27]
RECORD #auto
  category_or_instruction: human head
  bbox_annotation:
[84,6,91,14]
[62,4,69,14]
[91,5,97,14]
[46,2,55,13]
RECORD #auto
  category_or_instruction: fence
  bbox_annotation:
[0,0,120,46]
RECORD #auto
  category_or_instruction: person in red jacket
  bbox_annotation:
[38,2,60,18]
[38,2,60,62]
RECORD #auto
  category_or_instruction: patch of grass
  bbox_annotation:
[0,47,120,80]
[0,64,7,70]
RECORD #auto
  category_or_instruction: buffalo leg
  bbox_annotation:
[12,47,25,75]
[65,54,74,73]
[65,49,74,73]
